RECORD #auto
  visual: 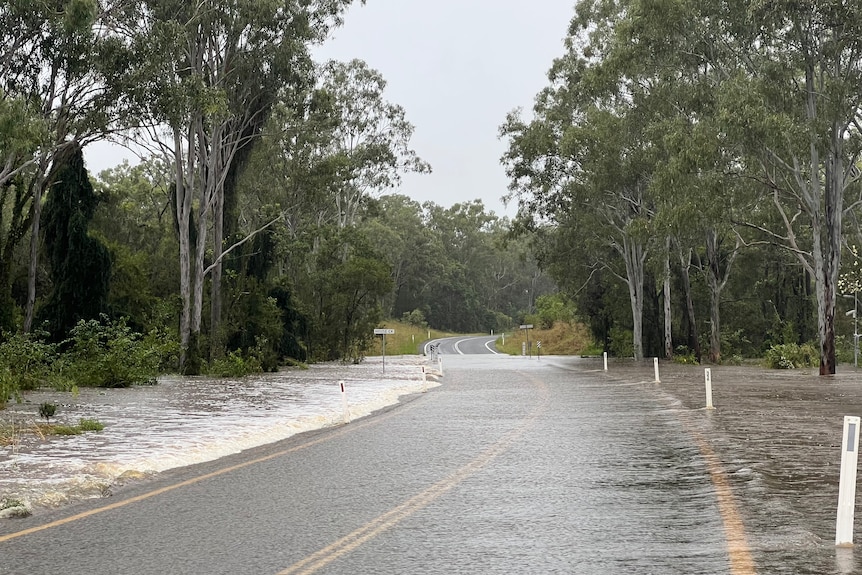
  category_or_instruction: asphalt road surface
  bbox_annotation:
[422,335,499,356]
[2,355,785,574]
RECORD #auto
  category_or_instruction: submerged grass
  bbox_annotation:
[0,418,105,443]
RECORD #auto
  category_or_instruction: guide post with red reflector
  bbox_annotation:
[340,381,349,424]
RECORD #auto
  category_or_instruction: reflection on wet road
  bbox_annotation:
[3,355,862,573]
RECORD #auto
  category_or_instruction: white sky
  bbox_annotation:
[85,0,576,218]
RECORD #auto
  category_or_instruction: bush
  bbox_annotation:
[763,343,820,369]
[608,326,634,358]
[672,346,699,365]
[62,316,161,387]
[208,349,262,377]
[0,331,58,391]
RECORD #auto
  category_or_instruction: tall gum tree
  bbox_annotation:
[501,3,658,360]
[125,0,360,372]
[0,0,131,333]
[715,1,862,374]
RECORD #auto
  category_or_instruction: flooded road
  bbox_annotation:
[0,356,434,510]
[592,358,862,574]
[2,354,862,573]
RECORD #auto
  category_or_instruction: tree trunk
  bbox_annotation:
[705,231,722,364]
[817,121,843,375]
[663,238,673,360]
[174,127,193,371]
[210,167,225,360]
[22,180,42,333]
[678,246,701,362]
[622,236,646,360]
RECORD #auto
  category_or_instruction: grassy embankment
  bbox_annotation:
[494,321,596,356]
[367,322,457,355]
[368,320,596,357]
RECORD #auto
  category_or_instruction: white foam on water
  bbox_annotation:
[0,356,438,510]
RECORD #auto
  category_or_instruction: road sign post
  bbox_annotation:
[373,328,395,373]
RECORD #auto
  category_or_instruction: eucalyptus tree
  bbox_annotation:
[125,0,360,372]
[317,59,430,229]
[501,13,660,360]
[0,0,132,333]
[360,194,437,318]
[705,1,862,374]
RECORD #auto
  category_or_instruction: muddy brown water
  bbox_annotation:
[589,359,862,574]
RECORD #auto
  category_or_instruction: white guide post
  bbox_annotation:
[340,381,350,424]
[836,415,861,546]
[603,352,608,371]
[704,368,714,409]
[438,356,443,376]
[653,357,660,383]
[422,366,427,392]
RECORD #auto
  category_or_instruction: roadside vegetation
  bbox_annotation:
[2,0,860,423]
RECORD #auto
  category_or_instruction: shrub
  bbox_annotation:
[672,346,699,365]
[608,326,634,358]
[0,331,58,391]
[763,343,820,369]
[208,349,262,377]
[62,316,161,387]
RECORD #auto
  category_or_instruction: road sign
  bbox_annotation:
[374,328,395,335]
[519,324,533,329]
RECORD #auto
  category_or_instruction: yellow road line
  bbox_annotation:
[692,432,757,575]
[0,401,415,544]
[277,374,550,575]
[602,371,757,574]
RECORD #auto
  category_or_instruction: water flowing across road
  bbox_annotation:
[4,354,862,574]
[0,356,434,510]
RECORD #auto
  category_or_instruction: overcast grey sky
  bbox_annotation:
[86,1,576,218]
[315,0,576,217]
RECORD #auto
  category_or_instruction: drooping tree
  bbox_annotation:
[37,144,111,341]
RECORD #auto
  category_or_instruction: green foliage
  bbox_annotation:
[38,402,56,422]
[62,316,162,387]
[608,326,634,359]
[763,343,820,369]
[400,309,427,328]
[78,418,104,432]
[208,349,262,378]
[52,418,104,435]
[37,144,111,342]
[0,331,58,391]
[533,293,576,329]
[672,346,699,365]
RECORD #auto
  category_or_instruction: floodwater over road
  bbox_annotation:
[0,356,434,510]
[589,359,862,575]
[4,353,862,574]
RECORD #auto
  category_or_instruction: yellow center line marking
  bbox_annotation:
[602,371,758,574]
[691,432,757,575]
[276,374,550,575]
[666,401,757,574]
[0,401,416,544]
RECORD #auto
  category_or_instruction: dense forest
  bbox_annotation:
[0,0,554,394]
[1,0,861,408]
[501,0,862,375]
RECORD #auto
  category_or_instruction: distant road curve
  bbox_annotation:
[423,335,500,356]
